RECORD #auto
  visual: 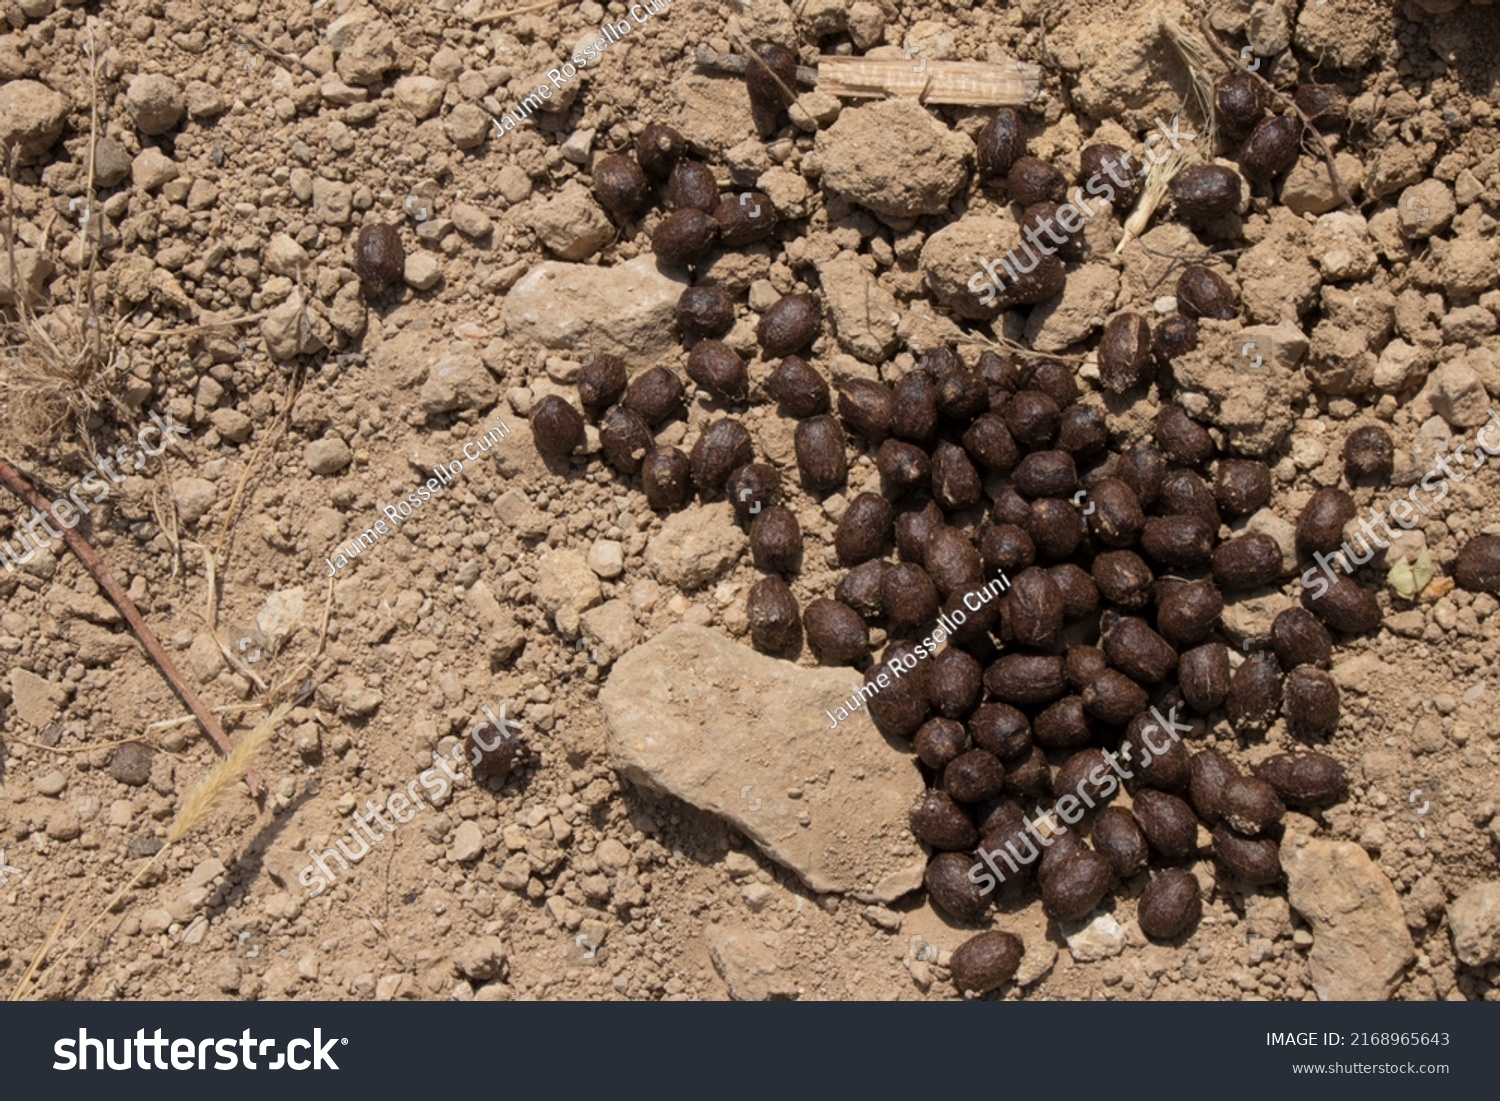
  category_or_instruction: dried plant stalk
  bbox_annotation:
[814,57,1043,107]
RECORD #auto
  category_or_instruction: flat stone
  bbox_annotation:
[1282,824,1415,1000]
[705,921,799,1001]
[1062,909,1126,962]
[9,667,65,727]
[502,254,689,361]
[602,625,927,901]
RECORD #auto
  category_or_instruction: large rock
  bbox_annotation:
[1448,881,1500,967]
[815,98,972,218]
[503,255,689,361]
[1282,825,1415,1000]
[602,625,927,901]
[0,79,68,158]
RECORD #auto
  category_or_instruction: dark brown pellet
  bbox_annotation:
[1344,425,1394,481]
[1052,749,1113,805]
[1093,549,1154,610]
[1294,83,1349,132]
[576,353,628,411]
[1215,70,1267,136]
[1271,607,1332,668]
[1212,532,1283,591]
[757,294,821,357]
[1098,313,1154,394]
[984,653,1067,706]
[1121,711,1191,793]
[1033,696,1093,750]
[1020,201,1084,261]
[1138,867,1202,939]
[1079,142,1141,207]
[666,160,718,212]
[837,379,894,441]
[624,365,686,426]
[835,559,885,620]
[1002,389,1061,449]
[1156,578,1224,647]
[834,492,893,565]
[803,597,868,664]
[1253,752,1349,808]
[949,931,1024,994]
[1087,478,1146,547]
[636,122,686,178]
[977,108,1026,180]
[748,504,803,573]
[1284,666,1340,738]
[745,42,797,119]
[467,715,519,780]
[1028,498,1082,562]
[945,749,1009,804]
[1050,564,1098,619]
[689,418,753,493]
[925,851,991,923]
[686,339,748,402]
[1004,568,1063,650]
[1296,489,1356,561]
[1179,642,1231,714]
[1013,451,1078,500]
[1169,163,1242,223]
[1176,266,1237,320]
[931,441,984,511]
[1132,789,1199,860]
[1057,404,1108,460]
[1213,823,1282,885]
[989,485,1032,529]
[794,415,847,492]
[890,373,939,443]
[1188,747,1239,825]
[1240,115,1301,182]
[354,223,405,296]
[1302,574,1382,634]
[1007,156,1067,205]
[1141,514,1216,568]
[652,208,718,267]
[920,345,964,379]
[767,356,829,416]
[712,191,777,246]
[1120,445,1168,508]
[909,790,978,851]
[914,717,971,771]
[1215,459,1272,517]
[641,446,692,509]
[676,286,736,339]
[969,703,1032,760]
[1156,405,1216,466]
[1455,535,1500,593]
[746,575,801,652]
[1150,319,1201,376]
[1221,775,1285,835]
[1159,468,1221,527]
[961,413,1021,473]
[726,463,781,522]
[1083,668,1149,724]
[530,395,585,455]
[882,561,940,630]
[1037,829,1089,883]
[592,153,651,216]
[598,405,654,473]
[867,642,931,736]
[1103,615,1179,683]
[1065,645,1109,690]
[895,499,945,562]
[1003,745,1050,797]
[1093,805,1149,879]
[928,647,983,719]
[937,367,990,420]
[980,524,1035,575]
[1023,359,1080,407]
[876,438,930,494]
[923,526,984,599]
[1041,850,1113,922]
[1227,652,1283,737]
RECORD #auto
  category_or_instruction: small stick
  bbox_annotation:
[1196,13,1351,209]
[0,457,262,797]
[695,47,820,87]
